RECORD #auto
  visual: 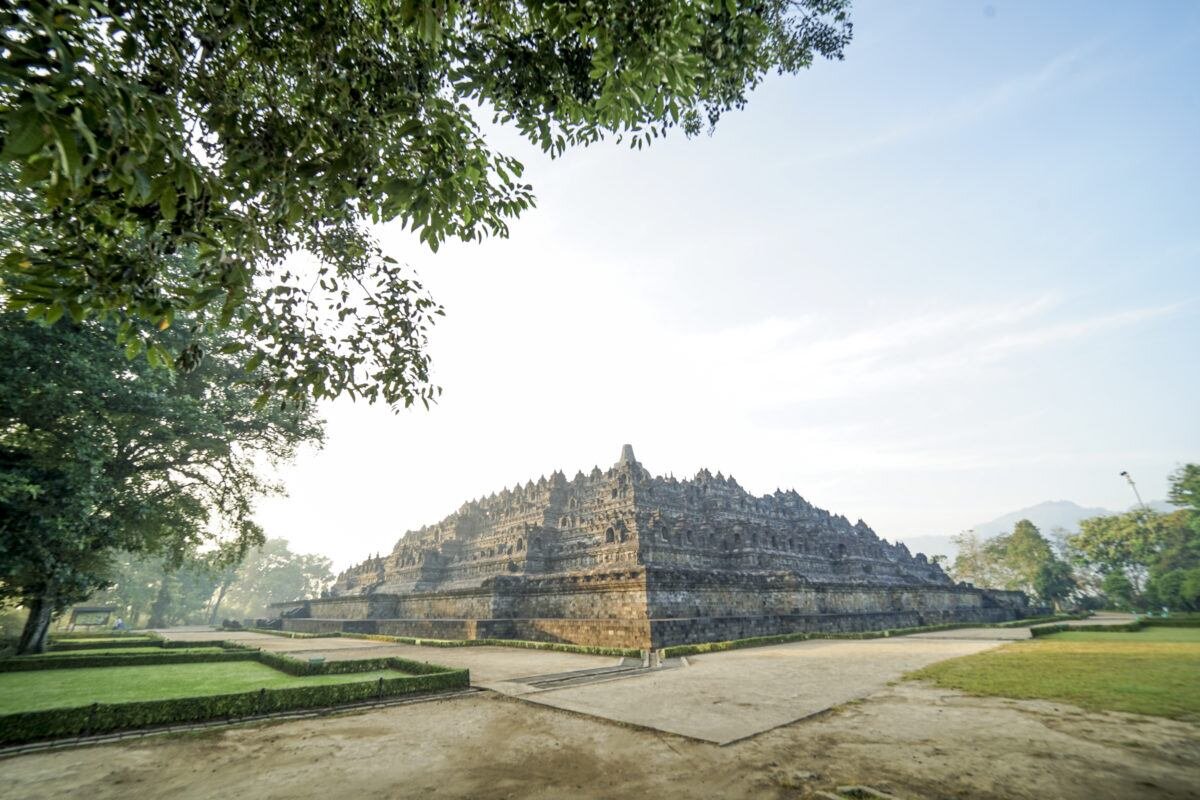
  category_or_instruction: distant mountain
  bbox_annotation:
[893,498,1174,563]
[971,500,1112,539]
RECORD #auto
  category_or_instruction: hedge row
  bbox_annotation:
[243,628,332,639]
[1031,617,1200,637]
[1143,617,1200,628]
[334,632,640,658]
[0,649,259,672]
[660,614,1090,658]
[47,638,159,652]
[254,649,454,678]
[0,668,469,746]
[47,631,150,640]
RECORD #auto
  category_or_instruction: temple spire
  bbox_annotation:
[618,443,637,466]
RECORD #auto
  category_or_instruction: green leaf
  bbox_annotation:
[2,107,49,158]
[160,185,178,221]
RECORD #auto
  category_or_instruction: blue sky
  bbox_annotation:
[259,1,1200,569]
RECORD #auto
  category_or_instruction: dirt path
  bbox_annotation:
[4,683,1196,800]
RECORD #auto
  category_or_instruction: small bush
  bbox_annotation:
[47,630,149,640]
[660,614,1089,658]
[0,668,469,745]
[1143,617,1200,628]
[0,649,258,672]
[254,649,453,677]
[47,638,158,652]
[333,632,639,658]
[245,628,331,639]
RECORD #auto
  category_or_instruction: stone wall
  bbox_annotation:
[280,567,1025,649]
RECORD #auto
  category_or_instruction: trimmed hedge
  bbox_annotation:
[1143,617,1200,628]
[334,632,640,658]
[160,638,242,649]
[47,638,159,652]
[255,649,457,677]
[1031,617,1200,637]
[47,631,150,640]
[244,628,332,639]
[661,614,1091,658]
[0,667,469,746]
[0,649,258,672]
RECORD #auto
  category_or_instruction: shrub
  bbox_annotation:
[333,632,639,658]
[660,614,1090,658]
[244,628,331,639]
[254,649,453,677]
[47,638,159,652]
[0,668,469,745]
[0,649,259,672]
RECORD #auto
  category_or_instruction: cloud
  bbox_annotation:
[679,294,1182,413]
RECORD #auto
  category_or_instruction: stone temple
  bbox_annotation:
[279,446,1030,648]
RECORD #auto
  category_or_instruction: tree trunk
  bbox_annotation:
[208,578,231,626]
[147,575,173,628]
[17,589,55,655]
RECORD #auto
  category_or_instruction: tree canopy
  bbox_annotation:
[1,0,853,406]
[950,520,1075,606]
[95,538,333,627]
[0,311,323,652]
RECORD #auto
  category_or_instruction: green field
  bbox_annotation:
[908,627,1200,719]
[0,662,409,714]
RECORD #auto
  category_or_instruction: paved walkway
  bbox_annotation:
[156,617,1129,745]
[504,635,1006,744]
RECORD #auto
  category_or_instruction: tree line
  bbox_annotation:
[949,465,1200,612]
[90,538,333,629]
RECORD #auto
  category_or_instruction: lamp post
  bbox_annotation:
[1118,470,1153,616]
[1119,470,1149,513]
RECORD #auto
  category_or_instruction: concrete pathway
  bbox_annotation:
[156,620,1114,745]
[503,635,1008,744]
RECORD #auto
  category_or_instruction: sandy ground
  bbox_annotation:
[10,615,1180,798]
[3,682,1196,800]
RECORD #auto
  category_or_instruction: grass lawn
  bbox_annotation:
[32,647,228,657]
[907,627,1200,719]
[0,662,409,714]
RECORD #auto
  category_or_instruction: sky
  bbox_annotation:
[257,0,1200,571]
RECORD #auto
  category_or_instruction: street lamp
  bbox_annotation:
[1119,470,1149,513]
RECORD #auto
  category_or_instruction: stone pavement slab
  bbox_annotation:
[505,635,1009,745]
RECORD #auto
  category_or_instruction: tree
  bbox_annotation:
[951,520,1075,606]
[1070,509,1168,597]
[949,530,999,587]
[1032,559,1076,610]
[218,539,333,622]
[144,556,223,628]
[1101,571,1136,610]
[0,0,853,407]
[1141,465,1200,611]
[96,553,163,627]
[0,313,323,652]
